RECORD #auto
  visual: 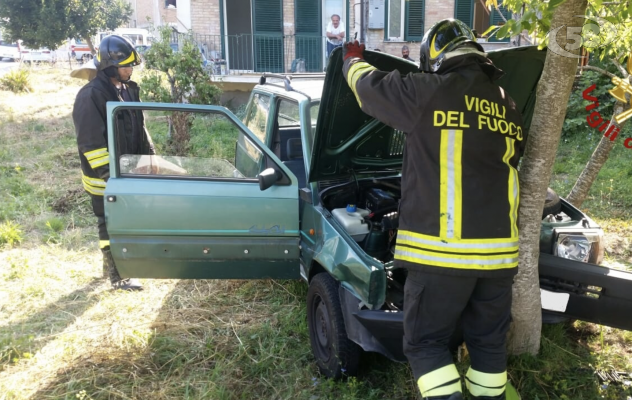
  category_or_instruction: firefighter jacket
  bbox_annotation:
[343,51,523,277]
[72,71,155,196]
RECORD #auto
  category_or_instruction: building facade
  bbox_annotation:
[141,0,513,74]
[124,0,178,29]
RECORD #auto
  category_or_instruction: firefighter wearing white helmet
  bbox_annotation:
[72,35,154,291]
[342,19,522,400]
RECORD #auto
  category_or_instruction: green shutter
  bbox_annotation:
[454,0,473,27]
[488,1,511,42]
[295,0,322,72]
[253,0,284,73]
[405,0,424,41]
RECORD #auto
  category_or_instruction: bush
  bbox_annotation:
[0,221,23,247]
[0,69,32,93]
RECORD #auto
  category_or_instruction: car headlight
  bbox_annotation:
[554,232,604,264]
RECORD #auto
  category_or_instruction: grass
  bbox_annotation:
[0,67,631,399]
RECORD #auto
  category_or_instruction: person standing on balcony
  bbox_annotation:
[326,14,345,57]
[341,19,522,400]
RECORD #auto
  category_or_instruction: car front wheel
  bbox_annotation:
[307,273,361,378]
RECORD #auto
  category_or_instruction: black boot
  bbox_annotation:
[101,248,143,291]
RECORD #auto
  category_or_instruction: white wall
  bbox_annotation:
[177,0,192,31]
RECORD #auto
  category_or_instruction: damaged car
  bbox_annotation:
[103,46,632,378]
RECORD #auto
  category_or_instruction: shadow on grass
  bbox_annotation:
[507,322,632,400]
[30,279,416,400]
[0,277,103,370]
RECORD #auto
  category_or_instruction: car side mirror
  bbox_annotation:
[258,167,281,191]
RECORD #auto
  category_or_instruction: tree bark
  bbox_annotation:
[508,0,588,355]
[566,104,627,207]
[84,35,96,55]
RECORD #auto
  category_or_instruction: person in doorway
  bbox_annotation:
[326,14,345,57]
[72,34,155,291]
[402,44,415,62]
[342,19,522,400]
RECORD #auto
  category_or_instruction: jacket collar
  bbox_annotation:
[95,70,140,91]
[437,50,505,81]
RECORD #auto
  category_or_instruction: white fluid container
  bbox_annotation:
[331,207,370,242]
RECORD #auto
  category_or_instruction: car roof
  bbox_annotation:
[255,77,324,102]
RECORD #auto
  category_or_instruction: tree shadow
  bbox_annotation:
[1,278,103,369]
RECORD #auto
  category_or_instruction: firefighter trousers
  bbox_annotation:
[90,194,122,283]
[403,269,513,398]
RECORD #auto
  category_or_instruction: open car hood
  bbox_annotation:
[309,46,547,183]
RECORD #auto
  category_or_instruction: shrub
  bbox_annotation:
[0,69,32,93]
[0,221,23,247]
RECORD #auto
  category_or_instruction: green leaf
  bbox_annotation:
[482,25,500,38]
[592,0,602,8]
[496,24,510,39]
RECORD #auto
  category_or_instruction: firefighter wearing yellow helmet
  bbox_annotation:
[342,19,522,400]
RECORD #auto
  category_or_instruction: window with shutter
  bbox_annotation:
[454,0,473,27]
[455,0,510,42]
[404,0,424,41]
[385,0,424,42]
[253,0,284,72]
[295,0,322,72]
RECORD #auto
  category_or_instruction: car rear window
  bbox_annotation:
[0,41,18,47]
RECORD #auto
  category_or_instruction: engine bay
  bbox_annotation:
[320,177,406,310]
[319,178,595,312]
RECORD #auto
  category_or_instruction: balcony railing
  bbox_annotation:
[172,32,333,76]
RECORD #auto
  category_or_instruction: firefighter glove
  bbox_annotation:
[343,41,365,61]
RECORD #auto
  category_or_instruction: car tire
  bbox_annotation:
[542,187,562,219]
[307,273,361,379]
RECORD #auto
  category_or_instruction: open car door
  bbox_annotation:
[104,102,300,279]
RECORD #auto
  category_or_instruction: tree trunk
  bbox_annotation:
[508,0,588,355]
[85,36,96,55]
[566,103,627,207]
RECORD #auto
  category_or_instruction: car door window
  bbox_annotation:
[277,99,300,127]
[115,108,263,179]
[244,93,271,145]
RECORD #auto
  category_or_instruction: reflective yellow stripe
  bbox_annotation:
[418,364,461,397]
[83,181,105,196]
[82,174,106,187]
[99,240,110,249]
[84,147,108,160]
[421,381,462,397]
[118,51,137,66]
[346,61,377,107]
[465,368,507,397]
[395,245,518,270]
[439,129,463,239]
[89,155,110,169]
[397,238,518,255]
[82,173,106,196]
[503,138,519,238]
[398,230,518,251]
[397,229,518,245]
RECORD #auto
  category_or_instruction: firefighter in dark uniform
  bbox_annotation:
[72,35,154,291]
[342,19,521,400]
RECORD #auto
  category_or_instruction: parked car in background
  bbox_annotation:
[68,38,93,63]
[0,40,21,62]
[21,47,57,63]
